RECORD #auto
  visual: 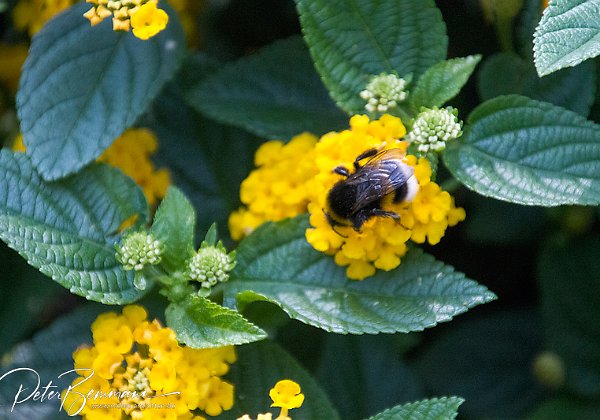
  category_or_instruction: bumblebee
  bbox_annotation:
[324,148,418,232]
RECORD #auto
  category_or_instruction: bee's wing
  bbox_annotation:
[348,156,414,214]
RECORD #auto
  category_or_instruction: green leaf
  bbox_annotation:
[150,186,196,272]
[187,36,347,140]
[203,223,218,246]
[165,295,267,348]
[443,95,600,206]
[215,340,340,420]
[365,397,464,420]
[413,311,544,418]
[145,54,263,243]
[295,0,447,114]
[410,55,481,112]
[478,52,596,116]
[316,335,424,419]
[0,150,148,304]
[533,0,600,76]
[538,237,600,397]
[223,216,495,334]
[16,2,185,181]
[0,304,103,419]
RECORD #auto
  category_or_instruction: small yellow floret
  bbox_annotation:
[269,379,304,409]
[130,1,169,40]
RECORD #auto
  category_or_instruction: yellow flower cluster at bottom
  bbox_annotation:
[62,305,235,419]
[229,115,465,280]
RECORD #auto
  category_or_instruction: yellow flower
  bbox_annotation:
[269,380,304,409]
[84,0,169,39]
[228,133,318,240]
[0,44,28,92]
[131,1,169,40]
[231,114,465,280]
[63,305,237,419]
[13,0,76,36]
[99,128,171,206]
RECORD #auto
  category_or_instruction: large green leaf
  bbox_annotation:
[295,0,447,114]
[150,186,196,272]
[538,237,600,397]
[187,36,347,140]
[413,311,544,418]
[215,340,340,420]
[0,150,148,304]
[16,2,185,181]
[223,216,495,334]
[443,95,600,206]
[165,295,267,348]
[533,0,600,76]
[478,52,596,116]
[365,397,464,420]
[410,55,481,112]
[0,304,103,419]
[144,54,263,243]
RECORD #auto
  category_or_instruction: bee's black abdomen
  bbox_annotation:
[392,182,409,203]
[327,182,358,219]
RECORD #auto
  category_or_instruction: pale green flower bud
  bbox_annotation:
[406,107,462,153]
[188,242,236,290]
[360,73,408,113]
[116,231,162,271]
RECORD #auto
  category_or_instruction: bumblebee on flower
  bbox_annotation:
[230,113,465,280]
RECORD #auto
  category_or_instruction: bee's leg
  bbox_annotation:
[353,148,379,170]
[333,166,351,177]
[371,209,400,220]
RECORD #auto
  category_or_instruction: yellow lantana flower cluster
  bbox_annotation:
[99,128,170,206]
[62,305,235,419]
[229,115,465,280]
[84,0,168,39]
[12,128,170,207]
[228,133,318,241]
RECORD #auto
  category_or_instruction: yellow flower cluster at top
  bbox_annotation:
[62,305,235,419]
[84,0,168,40]
[12,128,170,207]
[229,115,465,280]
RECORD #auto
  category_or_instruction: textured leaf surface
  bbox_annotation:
[538,237,600,397]
[410,55,481,111]
[223,216,495,334]
[443,95,600,206]
[16,2,185,180]
[215,341,340,420]
[187,36,347,140]
[295,0,447,114]
[478,52,596,116]
[366,397,464,420]
[534,0,600,76]
[165,295,267,348]
[0,151,148,303]
[151,187,195,272]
